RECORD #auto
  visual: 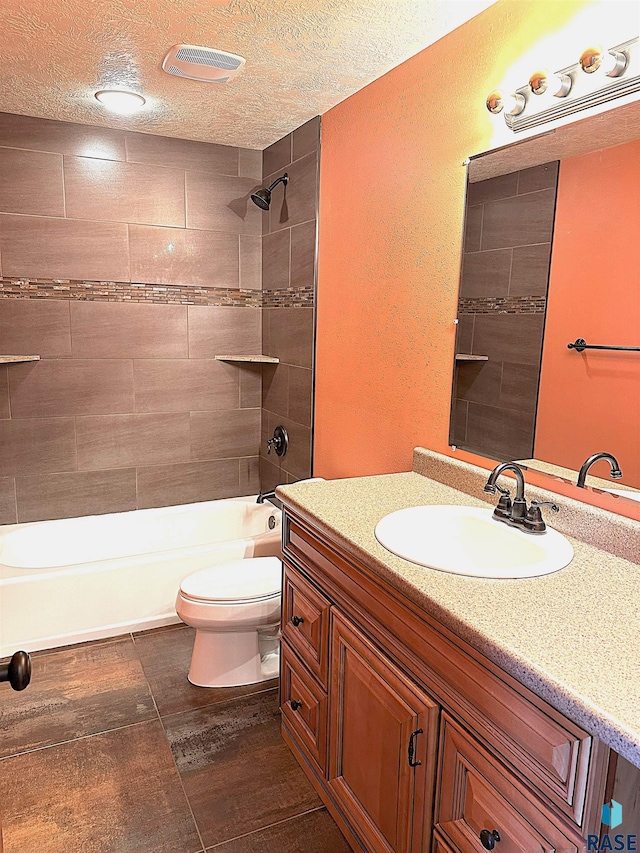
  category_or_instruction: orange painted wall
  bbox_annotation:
[314,0,596,481]
[534,139,640,488]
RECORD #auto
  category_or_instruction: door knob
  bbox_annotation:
[0,651,31,691]
[290,699,302,711]
[291,615,304,627]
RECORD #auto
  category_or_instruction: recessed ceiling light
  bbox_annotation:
[94,90,146,114]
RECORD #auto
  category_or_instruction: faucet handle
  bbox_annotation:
[524,501,559,534]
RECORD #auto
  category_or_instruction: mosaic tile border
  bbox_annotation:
[262,286,315,308]
[0,278,315,308]
[458,295,547,315]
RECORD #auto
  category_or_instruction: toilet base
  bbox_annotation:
[187,626,280,688]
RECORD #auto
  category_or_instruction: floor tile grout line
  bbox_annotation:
[156,682,279,722]
[155,702,207,853]
[0,716,156,763]
[132,631,208,853]
[204,805,327,850]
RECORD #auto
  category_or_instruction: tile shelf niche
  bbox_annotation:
[455,353,489,361]
[0,355,40,363]
[214,355,280,364]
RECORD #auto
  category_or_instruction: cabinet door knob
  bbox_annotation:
[291,615,304,627]
[290,699,302,711]
[479,829,501,850]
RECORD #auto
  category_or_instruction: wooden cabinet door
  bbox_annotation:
[329,610,439,853]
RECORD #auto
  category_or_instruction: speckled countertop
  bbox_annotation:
[277,455,640,768]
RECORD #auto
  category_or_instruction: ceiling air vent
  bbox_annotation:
[162,44,246,83]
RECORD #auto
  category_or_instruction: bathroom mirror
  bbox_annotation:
[449,99,640,509]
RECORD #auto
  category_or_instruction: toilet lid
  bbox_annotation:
[179,557,282,603]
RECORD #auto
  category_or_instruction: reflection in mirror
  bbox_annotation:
[449,100,640,507]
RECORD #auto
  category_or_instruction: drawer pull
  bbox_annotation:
[408,728,423,767]
[479,829,501,850]
[291,615,305,627]
[290,699,303,711]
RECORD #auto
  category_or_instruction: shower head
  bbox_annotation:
[250,173,288,210]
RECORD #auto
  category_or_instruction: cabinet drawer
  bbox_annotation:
[280,640,328,774]
[436,714,582,853]
[282,564,331,687]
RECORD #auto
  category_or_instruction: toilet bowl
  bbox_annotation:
[175,556,282,688]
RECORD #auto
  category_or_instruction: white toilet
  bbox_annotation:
[175,556,282,688]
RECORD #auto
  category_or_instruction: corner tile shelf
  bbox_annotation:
[455,354,489,362]
[0,355,40,364]
[214,355,279,364]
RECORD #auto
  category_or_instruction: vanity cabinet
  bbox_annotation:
[279,507,610,853]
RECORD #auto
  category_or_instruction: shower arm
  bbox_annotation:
[267,175,288,192]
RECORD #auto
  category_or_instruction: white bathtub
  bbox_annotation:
[0,497,282,658]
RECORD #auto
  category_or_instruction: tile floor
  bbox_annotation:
[0,625,352,853]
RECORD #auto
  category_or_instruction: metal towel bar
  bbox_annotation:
[567,338,640,353]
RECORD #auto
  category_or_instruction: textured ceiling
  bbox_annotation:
[0,0,497,149]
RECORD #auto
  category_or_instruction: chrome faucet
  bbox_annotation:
[576,452,623,488]
[483,462,558,534]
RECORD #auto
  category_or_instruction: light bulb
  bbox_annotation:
[503,93,525,116]
[580,45,627,77]
[95,90,146,114]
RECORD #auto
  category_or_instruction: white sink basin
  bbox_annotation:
[374,505,573,579]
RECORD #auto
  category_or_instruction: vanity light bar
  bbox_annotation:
[486,37,639,133]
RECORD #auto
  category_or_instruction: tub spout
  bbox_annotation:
[256,490,276,504]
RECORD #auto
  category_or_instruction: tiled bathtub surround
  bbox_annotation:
[0,300,262,523]
[451,161,558,462]
[0,113,265,522]
[261,118,319,490]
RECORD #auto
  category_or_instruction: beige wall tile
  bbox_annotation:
[0,148,65,217]
[262,363,288,415]
[134,359,239,413]
[262,230,290,290]
[16,468,137,522]
[238,149,262,180]
[264,308,314,368]
[239,235,261,290]
[0,299,71,357]
[288,366,313,427]
[0,214,130,281]
[136,458,240,509]
[0,113,126,160]
[70,302,188,359]
[125,132,238,176]
[188,306,261,358]
[239,456,260,495]
[292,117,320,162]
[290,221,315,290]
[239,365,262,408]
[185,173,262,235]
[129,225,239,288]
[0,418,77,475]
[76,413,191,470]
[263,135,292,177]
[259,454,283,493]
[0,476,16,524]
[190,408,261,460]
[9,359,134,418]
[64,156,185,227]
[267,151,317,233]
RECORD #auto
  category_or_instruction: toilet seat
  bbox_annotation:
[179,556,282,605]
